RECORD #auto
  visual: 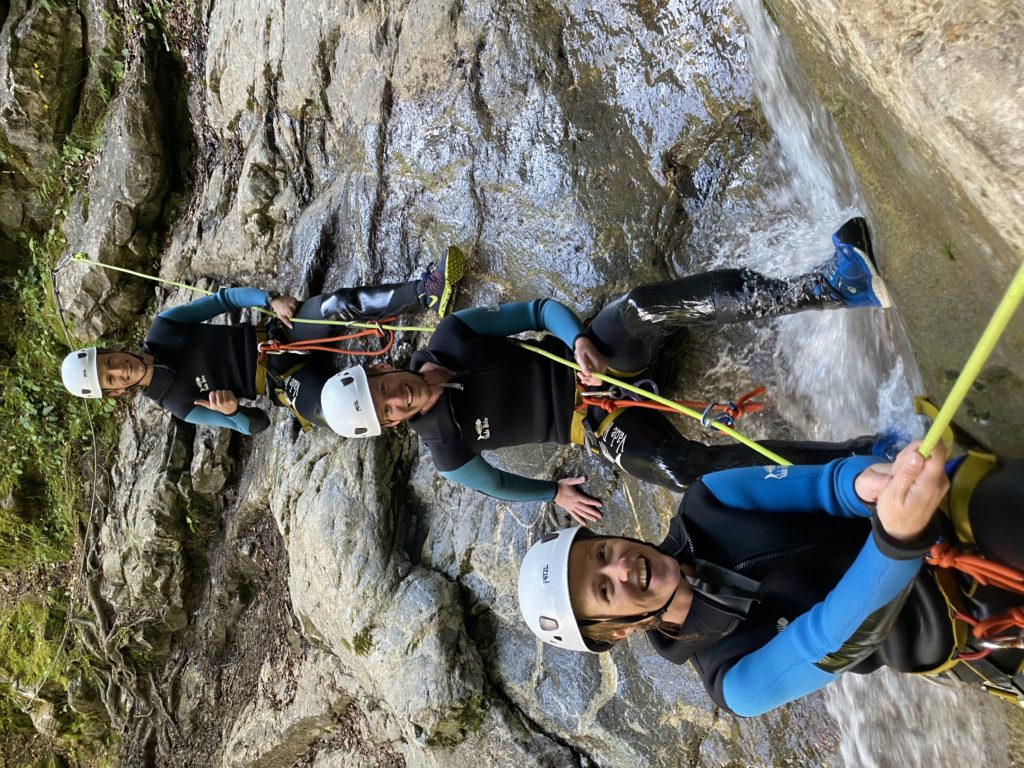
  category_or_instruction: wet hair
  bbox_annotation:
[579,615,686,648]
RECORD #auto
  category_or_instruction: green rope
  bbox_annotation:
[919,260,1024,458]
[516,341,794,466]
[71,252,435,334]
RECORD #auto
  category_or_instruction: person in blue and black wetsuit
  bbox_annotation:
[322,218,894,524]
[518,443,1024,714]
[60,249,466,434]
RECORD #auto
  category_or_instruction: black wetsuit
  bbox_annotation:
[139,284,424,434]
[408,268,875,501]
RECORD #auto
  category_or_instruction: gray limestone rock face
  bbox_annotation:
[55,48,169,341]
[190,425,235,496]
[174,0,856,764]
[56,0,1024,763]
[268,433,489,746]
[762,0,1024,453]
[98,401,190,648]
[221,653,356,768]
[0,0,84,237]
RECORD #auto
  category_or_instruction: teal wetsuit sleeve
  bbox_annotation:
[184,405,256,435]
[440,455,558,502]
[720,537,922,717]
[451,300,585,349]
[702,456,878,518]
[158,287,271,323]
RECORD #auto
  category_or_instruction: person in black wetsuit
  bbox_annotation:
[321,217,893,524]
[60,249,466,434]
[517,444,1024,714]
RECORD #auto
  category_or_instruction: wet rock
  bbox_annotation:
[269,433,489,745]
[763,0,1024,453]
[56,47,169,341]
[98,403,191,648]
[0,0,84,236]
[69,0,1024,764]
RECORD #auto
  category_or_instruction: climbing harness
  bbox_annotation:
[519,340,793,466]
[570,382,766,453]
[255,319,397,360]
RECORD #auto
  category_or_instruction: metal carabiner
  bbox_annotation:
[700,402,734,430]
[978,635,1024,650]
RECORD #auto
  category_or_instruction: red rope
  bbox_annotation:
[927,543,1024,595]
[257,317,397,362]
[929,543,1024,656]
[576,385,766,423]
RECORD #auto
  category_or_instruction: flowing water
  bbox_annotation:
[730,0,1015,764]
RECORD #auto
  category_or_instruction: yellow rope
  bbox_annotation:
[71,252,434,333]
[516,341,794,466]
[918,260,1024,458]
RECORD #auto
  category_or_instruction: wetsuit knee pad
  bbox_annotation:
[968,460,1024,570]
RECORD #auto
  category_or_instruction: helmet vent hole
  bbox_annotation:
[355,427,366,435]
[342,376,354,386]
[540,532,559,543]
[539,617,559,631]
[553,636,562,643]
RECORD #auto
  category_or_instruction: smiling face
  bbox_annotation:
[567,536,685,624]
[368,369,433,427]
[97,352,147,396]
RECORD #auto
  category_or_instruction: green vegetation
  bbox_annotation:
[352,626,375,656]
[942,242,956,261]
[0,7,146,766]
[1,137,114,571]
[0,134,122,763]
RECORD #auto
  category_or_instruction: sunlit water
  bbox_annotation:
[728,0,1013,764]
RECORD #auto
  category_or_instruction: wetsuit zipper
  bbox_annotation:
[731,540,827,573]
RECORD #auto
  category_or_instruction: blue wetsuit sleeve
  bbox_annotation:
[701,456,878,518]
[440,455,558,502]
[184,405,256,435]
[450,300,585,349]
[720,537,922,717]
[158,287,271,323]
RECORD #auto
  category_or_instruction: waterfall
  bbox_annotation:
[729,0,1012,763]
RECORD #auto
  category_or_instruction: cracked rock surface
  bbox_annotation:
[24,0,1023,764]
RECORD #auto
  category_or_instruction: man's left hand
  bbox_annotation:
[271,295,300,328]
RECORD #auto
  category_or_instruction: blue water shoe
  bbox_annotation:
[819,217,891,308]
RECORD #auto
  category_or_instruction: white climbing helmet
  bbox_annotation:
[518,526,595,653]
[320,366,381,438]
[61,347,102,399]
